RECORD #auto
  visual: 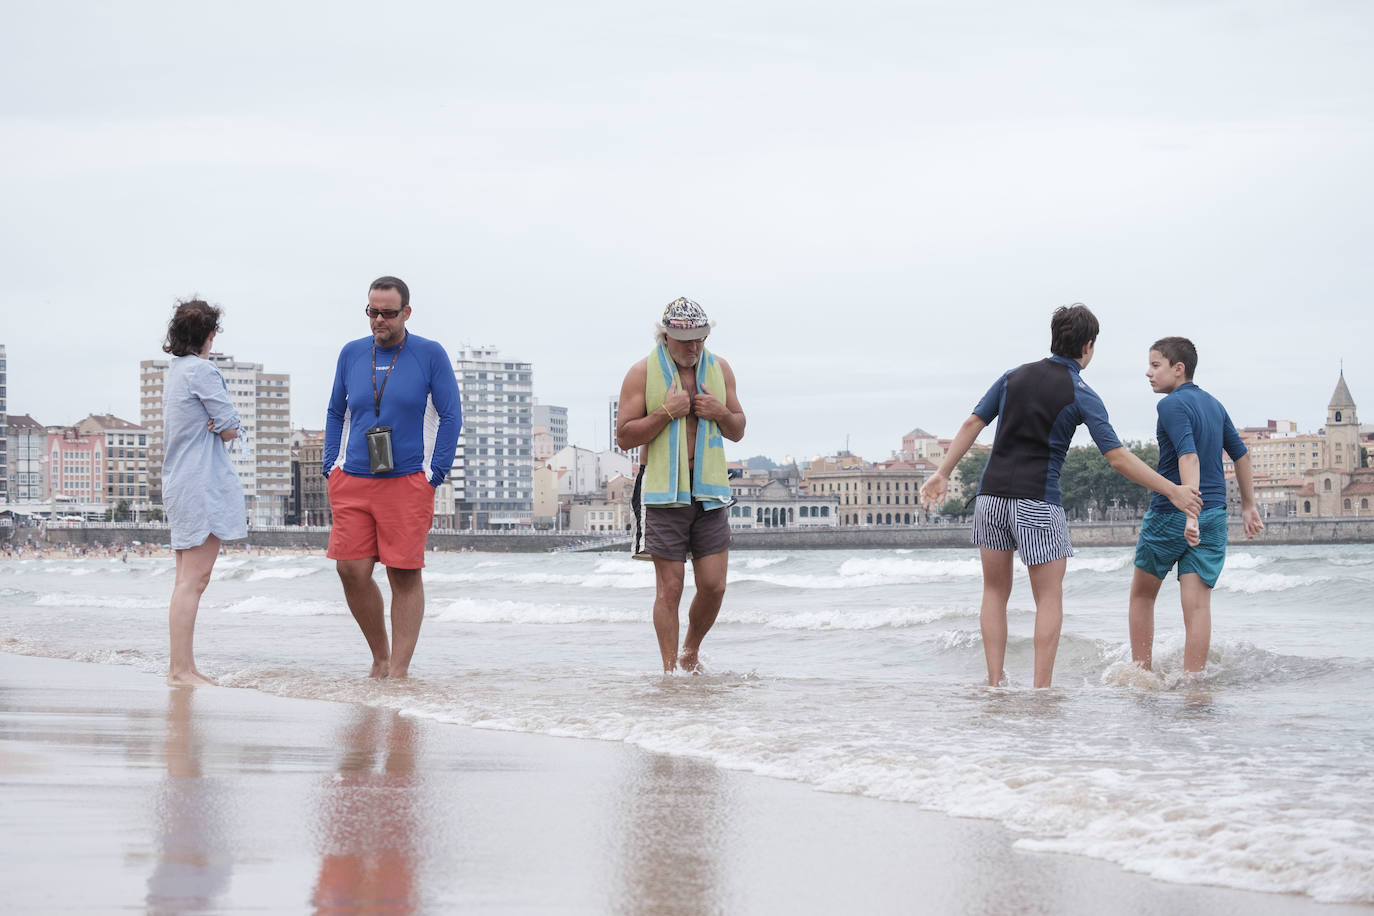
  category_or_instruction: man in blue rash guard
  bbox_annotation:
[919,304,1202,688]
[324,276,462,679]
[1129,336,1263,674]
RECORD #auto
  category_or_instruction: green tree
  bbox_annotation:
[955,450,990,500]
[941,497,969,519]
[112,499,131,522]
[1060,441,1159,520]
[147,508,164,522]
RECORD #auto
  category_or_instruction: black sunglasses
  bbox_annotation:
[364,306,405,319]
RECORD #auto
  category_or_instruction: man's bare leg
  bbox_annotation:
[1179,573,1213,673]
[1128,567,1165,670]
[167,535,221,687]
[680,550,728,673]
[1026,557,1067,688]
[386,567,425,679]
[979,547,1014,686]
[336,557,389,677]
[651,558,686,673]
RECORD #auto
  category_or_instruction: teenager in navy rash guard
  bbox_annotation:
[1129,336,1263,674]
[920,305,1202,688]
[323,276,462,679]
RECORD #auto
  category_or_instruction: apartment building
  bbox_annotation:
[451,346,533,529]
[74,414,149,510]
[5,413,45,502]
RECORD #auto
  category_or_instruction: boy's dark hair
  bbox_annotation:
[161,299,222,357]
[1049,303,1099,360]
[370,275,410,308]
[1151,336,1198,380]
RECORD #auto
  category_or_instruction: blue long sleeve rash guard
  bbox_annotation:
[323,332,462,485]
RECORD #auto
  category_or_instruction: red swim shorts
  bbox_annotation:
[326,469,435,569]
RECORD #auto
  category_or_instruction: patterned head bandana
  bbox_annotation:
[658,297,714,340]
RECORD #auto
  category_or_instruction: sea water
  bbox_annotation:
[2,544,1371,903]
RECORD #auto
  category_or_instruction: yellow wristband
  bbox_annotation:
[661,404,675,421]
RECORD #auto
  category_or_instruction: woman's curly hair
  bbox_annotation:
[162,299,222,357]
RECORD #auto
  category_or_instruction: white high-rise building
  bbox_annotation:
[533,401,568,454]
[140,354,292,526]
[607,396,629,457]
[451,346,533,529]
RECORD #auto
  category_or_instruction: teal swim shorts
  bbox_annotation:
[1133,506,1229,588]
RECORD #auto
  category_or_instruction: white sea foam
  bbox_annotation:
[431,597,642,625]
[244,565,322,582]
[34,593,165,610]
[219,595,345,617]
[1217,571,1323,594]
[1067,553,1132,573]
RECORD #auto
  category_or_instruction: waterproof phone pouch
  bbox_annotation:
[366,426,395,474]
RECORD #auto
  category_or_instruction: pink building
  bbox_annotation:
[46,427,104,505]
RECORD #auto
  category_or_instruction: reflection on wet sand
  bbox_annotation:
[615,752,731,916]
[311,707,423,915]
[146,688,233,914]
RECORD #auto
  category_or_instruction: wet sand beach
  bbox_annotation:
[2,654,1368,915]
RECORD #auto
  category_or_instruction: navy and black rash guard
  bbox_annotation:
[972,355,1122,506]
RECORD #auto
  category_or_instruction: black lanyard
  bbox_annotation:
[371,336,406,417]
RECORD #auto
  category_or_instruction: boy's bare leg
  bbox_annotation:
[979,547,1014,686]
[1129,567,1165,670]
[1179,573,1213,673]
[1026,557,1067,688]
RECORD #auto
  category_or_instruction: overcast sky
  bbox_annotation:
[3,1,1370,464]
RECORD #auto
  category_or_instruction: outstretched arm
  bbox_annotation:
[1232,453,1265,538]
[1104,446,1202,518]
[919,414,986,510]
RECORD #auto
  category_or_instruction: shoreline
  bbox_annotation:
[7,515,1374,556]
[2,652,1370,914]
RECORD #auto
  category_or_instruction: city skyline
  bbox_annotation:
[2,3,1372,461]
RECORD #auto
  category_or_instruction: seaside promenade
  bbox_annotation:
[10,517,1374,554]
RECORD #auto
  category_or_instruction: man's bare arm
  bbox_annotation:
[616,359,693,451]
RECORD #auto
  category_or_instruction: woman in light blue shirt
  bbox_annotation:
[160,299,246,686]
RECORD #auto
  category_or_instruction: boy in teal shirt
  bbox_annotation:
[1130,337,1264,673]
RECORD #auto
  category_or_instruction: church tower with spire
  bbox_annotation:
[1326,369,1360,471]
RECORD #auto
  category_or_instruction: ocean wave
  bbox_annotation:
[731,556,985,590]
[425,569,653,589]
[34,593,166,610]
[1216,571,1323,594]
[244,566,323,582]
[219,595,346,617]
[1066,553,1132,573]
[431,597,643,625]
[754,605,975,630]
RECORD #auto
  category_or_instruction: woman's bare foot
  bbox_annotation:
[677,648,703,673]
[369,657,390,678]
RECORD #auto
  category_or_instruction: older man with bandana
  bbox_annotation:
[616,297,747,673]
